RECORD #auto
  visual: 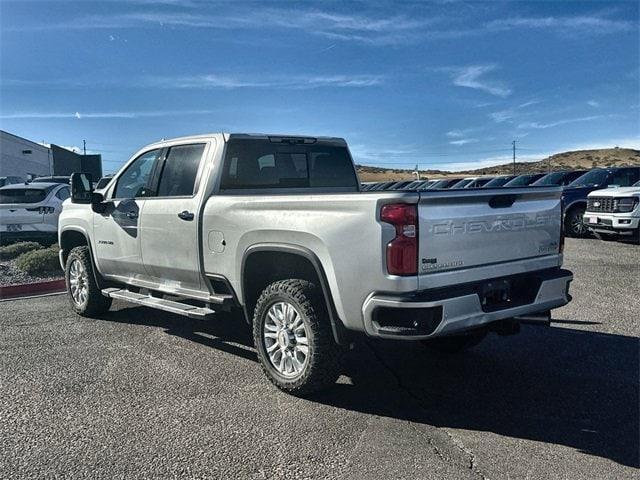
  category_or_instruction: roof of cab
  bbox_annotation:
[146,133,347,148]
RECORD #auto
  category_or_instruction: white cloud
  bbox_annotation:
[8,9,441,46]
[587,100,600,107]
[518,99,540,108]
[148,73,383,89]
[517,115,607,129]
[489,110,514,123]
[0,109,216,120]
[486,15,634,34]
[446,130,465,138]
[449,138,478,146]
[451,65,512,97]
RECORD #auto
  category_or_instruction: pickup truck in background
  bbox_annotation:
[561,167,640,237]
[584,180,640,243]
[59,133,573,395]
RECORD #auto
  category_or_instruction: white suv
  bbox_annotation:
[0,182,70,245]
[584,180,640,244]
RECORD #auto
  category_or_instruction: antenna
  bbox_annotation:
[512,140,517,175]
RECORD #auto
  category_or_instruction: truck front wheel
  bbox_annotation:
[65,246,112,316]
[252,279,341,396]
[564,205,587,238]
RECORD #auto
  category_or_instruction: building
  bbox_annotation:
[0,130,103,181]
[0,130,52,179]
[49,144,103,179]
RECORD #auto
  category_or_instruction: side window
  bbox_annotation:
[609,169,637,187]
[157,144,205,197]
[114,149,160,199]
[55,187,70,201]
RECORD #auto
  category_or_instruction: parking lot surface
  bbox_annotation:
[1,238,638,479]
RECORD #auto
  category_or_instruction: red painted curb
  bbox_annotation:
[0,278,66,300]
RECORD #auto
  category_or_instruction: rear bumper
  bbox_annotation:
[0,229,58,245]
[362,268,573,340]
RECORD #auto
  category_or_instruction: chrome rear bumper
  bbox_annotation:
[362,269,572,339]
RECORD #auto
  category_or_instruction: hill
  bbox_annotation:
[356,147,640,182]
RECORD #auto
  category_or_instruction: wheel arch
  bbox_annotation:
[59,227,107,289]
[241,244,349,345]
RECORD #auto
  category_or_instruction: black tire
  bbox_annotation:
[252,279,341,396]
[421,329,487,354]
[65,246,112,316]
[564,205,588,238]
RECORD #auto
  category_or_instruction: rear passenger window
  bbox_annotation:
[157,144,205,197]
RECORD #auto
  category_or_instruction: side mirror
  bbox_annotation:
[70,172,93,204]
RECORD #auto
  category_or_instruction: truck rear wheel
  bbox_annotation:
[65,246,112,316]
[421,329,487,354]
[252,279,341,396]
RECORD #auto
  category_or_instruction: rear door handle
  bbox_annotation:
[178,210,194,221]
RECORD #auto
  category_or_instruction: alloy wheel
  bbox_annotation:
[263,301,309,378]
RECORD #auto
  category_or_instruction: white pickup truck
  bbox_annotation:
[584,180,640,243]
[60,133,573,395]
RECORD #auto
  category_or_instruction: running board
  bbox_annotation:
[101,288,231,319]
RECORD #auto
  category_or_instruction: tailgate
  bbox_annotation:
[417,187,562,287]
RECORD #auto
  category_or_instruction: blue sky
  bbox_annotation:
[1,0,639,173]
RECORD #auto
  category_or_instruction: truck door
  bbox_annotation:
[93,149,161,282]
[139,143,207,294]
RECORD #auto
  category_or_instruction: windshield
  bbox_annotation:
[634,181,640,187]
[483,176,513,187]
[568,169,609,188]
[0,187,53,204]
[504,175,534,187]
[451,179,472,189]
[429,179,459,189]
[532,172,565,186]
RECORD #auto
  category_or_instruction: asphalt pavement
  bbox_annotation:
[1,238,638,479]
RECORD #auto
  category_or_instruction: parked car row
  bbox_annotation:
[362,166,640,243]
[361,170,591,192]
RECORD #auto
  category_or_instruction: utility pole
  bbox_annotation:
[83,140,87,156]
[512,140,516,175]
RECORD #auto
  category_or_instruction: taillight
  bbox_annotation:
[559,197,565,254]
[380,203,418,276]
[26,206,55,214]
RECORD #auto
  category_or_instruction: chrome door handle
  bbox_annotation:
[178,210,194,221]
[126,211,138,219]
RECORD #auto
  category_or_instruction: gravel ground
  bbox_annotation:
[0,238,638,479]
[0,259,63,287]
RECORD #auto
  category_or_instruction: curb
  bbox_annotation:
[0,278,66,300]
